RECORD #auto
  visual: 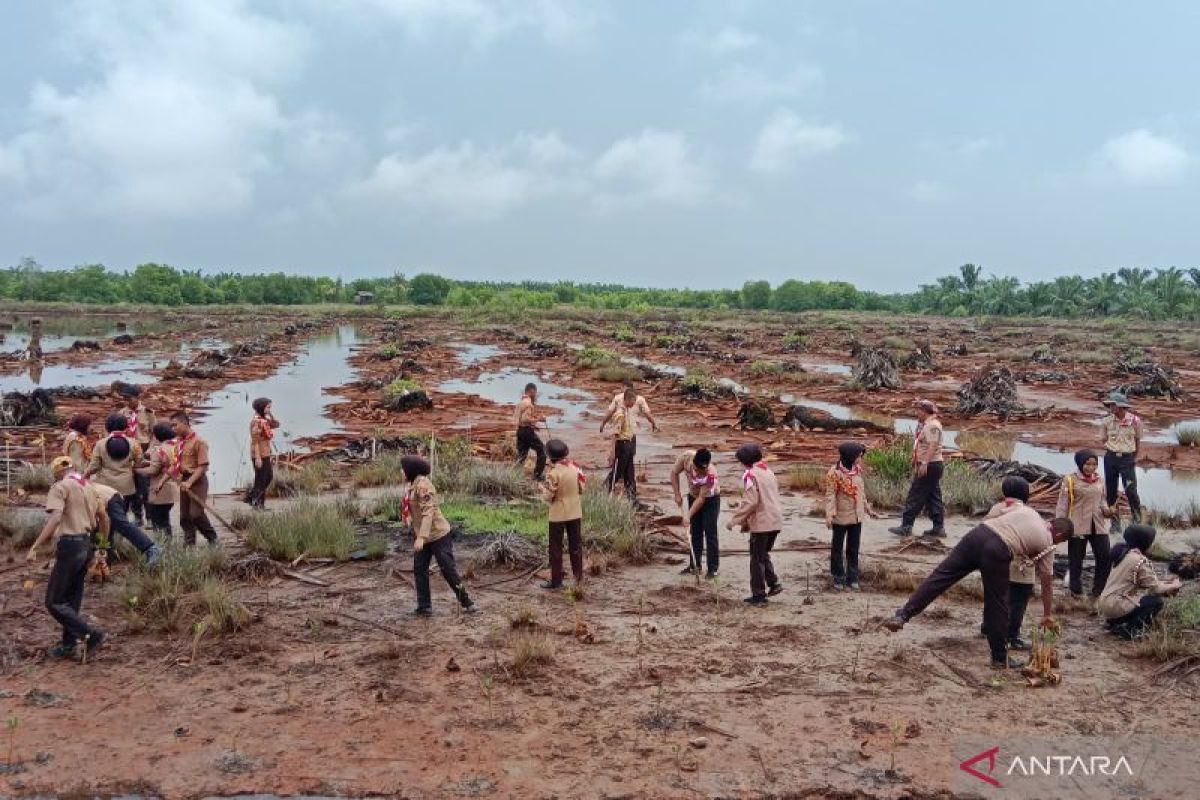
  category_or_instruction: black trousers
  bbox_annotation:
[516,426,546,480]
[1107,595,1164,640]
[901,461,945,527]
[901,525,1012,662]
[548,518,584,585]
[146,502,173,537]
[1068,533,1112,597]
[831,522,862,585]
[1103,451,1141,519]
[980,582,1034,641]
[414,535,468,610]
[749,531,780,597]
[179,473,218,545]
[45,535,98,648]
[612,437,637,499]
[246,456,274,508]
[687,495,721,575]
[131,474,149,522]
[106,495,155,555]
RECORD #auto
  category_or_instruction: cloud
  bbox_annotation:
[2,0,308,220]
[749,109,847,173]
[348,128,711,217]
[680,26,760,56]
[909,179,950,203]
[592,129,712,208]
[347,0,598,46]
[700,63,822,105]
[1097,129,1191,184]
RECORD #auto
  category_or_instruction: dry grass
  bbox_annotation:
[956,431,1016,461]
[118,544,248,634]
[1134,595,1200,661]
[509,630,555,678]
[509,603,539,629]
[0,508,43,549]
[1176,425,1200,447]
[15,465,53,493]
[244,497,357,560]
[787,464,827,492]
[270,460,333,496]
[581,485,651,563]
[351,453,406,488]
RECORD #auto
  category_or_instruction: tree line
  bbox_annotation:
[4,258,1200,320]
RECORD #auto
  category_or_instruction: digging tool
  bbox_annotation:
[183,487,239,535]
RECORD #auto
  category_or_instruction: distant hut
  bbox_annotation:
[354,291,375,306]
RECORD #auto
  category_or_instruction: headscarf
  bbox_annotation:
[1074,449,1099,483]
[837,441,866,471]
[1111,524,1156,567]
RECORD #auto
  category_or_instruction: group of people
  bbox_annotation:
[28,389,278,659]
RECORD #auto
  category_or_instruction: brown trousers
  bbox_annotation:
[548,518,584,585]
[179,473,218,545]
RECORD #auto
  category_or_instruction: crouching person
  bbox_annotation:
[401,456,475,616]
[1098,524,1181,639]
[726,444,784,606]
[89,478,162,566]
[883,477,1072,669]
[26,457,107,659]
[979,480,1039,650]
[540,439,586,590]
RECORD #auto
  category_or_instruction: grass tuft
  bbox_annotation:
[351,453,406,488]
[244,497,357,560]
[117,544,246,633]
[956,431,1016,462]
[582,485,650,563]
[509,630,555,678]
[271,460,333,497]
[595,364,642,383]
[1175,425,1200,447]
[786,464,827,492]
[15,465,53,493]
[575,345,620,369]
[0,509,44,548]
[1134,595,1200,661]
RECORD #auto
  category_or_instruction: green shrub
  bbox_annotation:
[245,497,357,560]
[576,345,620,369]
[375,344,399,360]
[596,365,642,383]
[748,360,785,377]
[1134,595,1200,661]
[351,453,406,488]
[118,544,245,633]
[384,377,424,400]
[468,462,531,499]
[271,460,332,497]
[582,485,650,563]
[940,460,1002,515]
[864,437,913,483]
[1176,425,1200,447]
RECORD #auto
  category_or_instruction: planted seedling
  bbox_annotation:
[6,716,17,768]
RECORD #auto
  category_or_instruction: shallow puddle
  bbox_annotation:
[451,341,504,365]
[438,368,595,425]
[194,325,363,494]
[0,358,160,393]
[799,361,852,375]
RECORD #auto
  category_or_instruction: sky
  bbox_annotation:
[1,1,1199,292]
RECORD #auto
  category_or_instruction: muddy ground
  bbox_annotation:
[2,304,1199,799]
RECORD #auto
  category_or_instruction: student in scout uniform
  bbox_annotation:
[86,413,142,516]
[137,422,180,538]
[514,383,547,482]
[62,413,94,473]
[889,399,946,538]
[670,448,721,579]
[171,411,218,546]
[26,456,107,659]
[726,444,784,606]
[1099,392,1143,526]
[824,441,880,591]
[1056,448,1114,598]
[540,439,586,590]
[979,480,1042,651]
[884,477,1072,669]
[401,455,475,616]
[122,385,155,524]
[1099,524,1181,639]
[607,390,640,500]
[245,397,278,509]
[88,478,162,565]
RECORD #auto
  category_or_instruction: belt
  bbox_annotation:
[59,533,92,541]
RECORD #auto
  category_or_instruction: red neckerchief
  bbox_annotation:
[1114,412,1140,428]
[742,461,768,488]
[65,471,89,487]
[125,412,139,439]
[830,462,860,500]
[402,485,414,525]
[1079,471,1099,484]
[563,458,586,488]
[161,439,184,480]
[110,430,127,440]
[256,416,275,441]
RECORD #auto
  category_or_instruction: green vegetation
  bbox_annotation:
[244,497,357,560]
[442,499,546,542]
[1134,595,1200,661]
[7,260,1200,319]
[956,431,1017,461]
[270,460,333,496]
[383,377,423,399]
[595,364,642,383]
[748,360,786,376]
[863,437,913,483]
[864,443,1000,515]
[118,544,248,634]
[786,464,827,492]
[575,345,621,369]
[582,485,651,563]
[351,453,406,488]
[14,465,53,493]
[1175,424,1200,447]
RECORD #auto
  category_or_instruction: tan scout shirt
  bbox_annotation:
[1055,472,1110,537]
[139,443,180,505]
[672,450,719,499]
[62,430,91,473]
[515,396,538,429]
[914,418,944,465]
[249,416,275,460]
[1102,413,1142,454]
[406,475,452,543]
[608,393,651,430]
[178,434,210,475]
[542,460,584,522]
[983,504,1055,581]
[985,499,1037,584]
[825,465,870,525]
[87,434,142,496]
[127,404,156,448]
[45,474,99,536]
[1099,552,1172,619]
[611,405,636,441]
[729,464,783,533]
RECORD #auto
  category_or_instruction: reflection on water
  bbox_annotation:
[0,359,159,393]
[799,361,852,376]
[452,342,504,365]
[194,326,362,494]
[438,368,594,424]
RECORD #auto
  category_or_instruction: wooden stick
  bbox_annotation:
[281,569,329,587]
[184,487,239,535]
[337,610,407,638]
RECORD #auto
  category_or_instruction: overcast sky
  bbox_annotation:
[2,1,1198,291]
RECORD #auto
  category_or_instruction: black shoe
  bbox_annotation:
[1008,636,1032,651]
[84,630,106,654]
[922,526,947,538]
[991,654,1027,669]
[882,613,906,632]
[47,643,77,660]
[704,571,718,580]
[409,607,433,617]
[679,565,697,575]
[539,580,562,590]
[888,525,913,537]
[744,595,768,606]
[461,602,477,614]
[767,584,784,597]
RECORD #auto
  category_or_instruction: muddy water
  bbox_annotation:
[0,358,160,393]
[438,368,595,425]
[194,325,363,494]
[451,342,504,365]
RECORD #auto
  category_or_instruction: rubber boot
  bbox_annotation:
[888,524,913,537]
